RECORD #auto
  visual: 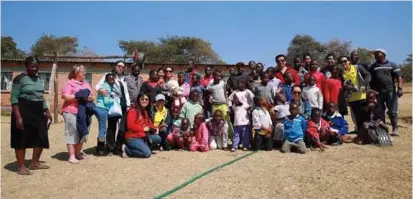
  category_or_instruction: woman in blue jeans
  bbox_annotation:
[122,93,161,158]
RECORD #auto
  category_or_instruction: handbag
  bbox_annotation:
[108,98,123,118]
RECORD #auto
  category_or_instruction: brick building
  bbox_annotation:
[1,58,242,114]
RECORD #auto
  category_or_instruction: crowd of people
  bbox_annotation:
[10,48,404,175]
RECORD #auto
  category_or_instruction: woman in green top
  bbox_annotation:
[10,56,52,175]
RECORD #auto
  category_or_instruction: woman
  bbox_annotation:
[10,56,52,175]
[291,85,311,119]
[61,64,94,164]
[122,93,162,158]
[157,67,165,85]
[160,66,179,108]
[339,55,370,137]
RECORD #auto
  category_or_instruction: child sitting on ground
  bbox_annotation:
[281,103,307,154]
[271,93,290,144]
[228,79,255,152]
[306,108,333,151]
[357,90,389,145]
[252,96,273,151]
[322,102,351,144]
[169,118,192,150]
[207,110,229,150]
[190,113,210,152]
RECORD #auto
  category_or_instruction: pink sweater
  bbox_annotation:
[61,79,92,114]
[193,122,209,145]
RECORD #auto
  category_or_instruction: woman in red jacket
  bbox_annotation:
[122,93,161,158]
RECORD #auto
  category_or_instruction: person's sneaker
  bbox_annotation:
[242,148,248,151]
[121,145,128,158]
[391,129,400,136]
[230,148,236,152]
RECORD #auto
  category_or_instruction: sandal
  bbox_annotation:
[29,163,50,170]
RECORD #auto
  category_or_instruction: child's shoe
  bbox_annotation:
[230,148,236,152]
[242,148,248,151]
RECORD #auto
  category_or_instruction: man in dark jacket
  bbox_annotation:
[369,49,404,136]
[351,51,371,72]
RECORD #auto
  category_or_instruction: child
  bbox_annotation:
[281,71,294,103]
[178,72,190,100]
[190,113,210,152]
[306,108,333,151]
[207,110,229,150]
[94,73,115,156]
[357,91,389,145]
[191,74,205,105]
[150,94,171,150]
[281,103,307,154]
[207,70,232,131]
[271,93,290,142]
[171,118,193,150]
[170,89,187,112]
[179,90,203,128]
[228,79,255,152]
[322,102,351,144]
[302,75,323,110]
[323,65,345,115]
[253,72,274,108]
[140,70,163,104]
[252,96,273,151]
[168,106,182,133]
[304,61,325,90]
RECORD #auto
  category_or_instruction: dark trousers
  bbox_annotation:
[349,100,365,134]
[106,107,127,152]
[253,131,273,151]
[379,91,398,129]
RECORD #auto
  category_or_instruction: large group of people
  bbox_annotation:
[10,48,404,175]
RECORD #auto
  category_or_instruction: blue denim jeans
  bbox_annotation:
[93,106,108,141]
[125,135,161,158]
[379,91,398,129]
[232,125,251,149]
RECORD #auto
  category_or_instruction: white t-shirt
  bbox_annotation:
[272,103,290,119]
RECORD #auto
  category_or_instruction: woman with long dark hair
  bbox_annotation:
[122,93,161,158]
[10,56,52,175]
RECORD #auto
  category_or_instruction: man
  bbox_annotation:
[248,61,256,70]
[226,62,251,94]
[321,54,344,80]
[256,62,264,74]
[294,56,308,85]
[96,60,131,155]
[125,63,144,105]
[351,51,370,72]
[369,49,403,136]
[274,54,300,85]
[184,59,199,85]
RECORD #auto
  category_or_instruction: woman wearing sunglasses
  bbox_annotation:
[122,93,161,158]
[161,66,179,108]
[339,55,371,140]
[291,85,311,119]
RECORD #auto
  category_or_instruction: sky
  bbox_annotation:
[1,1,412,65]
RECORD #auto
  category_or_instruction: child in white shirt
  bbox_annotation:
[302,75,323,110]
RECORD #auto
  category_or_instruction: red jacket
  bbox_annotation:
[125,108,155,139]
[304,71,325,90]
[274,66,300,85]
[306,119,331,147]
[323,78,342,105]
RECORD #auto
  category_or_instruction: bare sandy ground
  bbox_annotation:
[1,92,411,199]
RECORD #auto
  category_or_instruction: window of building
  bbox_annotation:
[1,72,13,91]
[38,72,51,91]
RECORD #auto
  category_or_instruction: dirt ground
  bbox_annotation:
[1,86,412,199]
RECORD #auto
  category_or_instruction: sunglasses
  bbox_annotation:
[140,98,149,101]
[340,60,348,63]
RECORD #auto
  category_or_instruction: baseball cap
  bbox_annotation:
[372,48,386,55]
[155,94,166,101]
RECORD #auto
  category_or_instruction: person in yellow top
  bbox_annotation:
[339,56,371,140]
[150,94,171,150]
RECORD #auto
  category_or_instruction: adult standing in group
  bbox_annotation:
[321,54,343,80]
[161,66,179,108]
[339,56,371,139]
[125,63,144,105]
[369,49,403,136]
[61,64,93,163]
[303,53,312,71]
[274,54,300,85]
[226,62,251,94]
[10,56,52,175]
[184,59,199,85]
[256,62,264,75]
[96,60,131,155]
[157,67,166,85]
[200,65,213,87]
[351,51,370,72]
[294,56,308,86]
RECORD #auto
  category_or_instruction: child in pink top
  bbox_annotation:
[190,113,210,152]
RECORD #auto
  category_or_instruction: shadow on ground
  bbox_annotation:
[4,160,45,172]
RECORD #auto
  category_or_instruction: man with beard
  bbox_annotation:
[369,49,403,136]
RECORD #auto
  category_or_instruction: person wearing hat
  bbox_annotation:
[150,94,171,150]
[369,49,404,136]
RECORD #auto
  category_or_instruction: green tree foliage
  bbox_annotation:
[286,34,325,64]
[1,36,26,58]
[352,47,374,65]
[401,54,412,82]
[118,36,224,64]
[31,34,79,57]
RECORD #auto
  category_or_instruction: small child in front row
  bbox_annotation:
[169,118,192,150]
[228,79,255,152]
[281,103,307,154]
[306,108,333,151]
[190,113,210,152]
[322,102,351,144]
[252,96,273,151]
[271,93,290,144]
[207,110,228,150]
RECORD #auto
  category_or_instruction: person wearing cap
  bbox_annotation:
[95,60,131,155]
[150,94,171,150]
[369,49,403,136]
[274,54,300,85]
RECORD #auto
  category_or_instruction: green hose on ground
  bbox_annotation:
[153,151,257,199]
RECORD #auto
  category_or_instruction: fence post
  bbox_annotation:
[53,51,59,123]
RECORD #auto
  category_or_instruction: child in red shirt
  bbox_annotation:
[323,65,342,105]
[304,61,325,90]
[306,108,333,151]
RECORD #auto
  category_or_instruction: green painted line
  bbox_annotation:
[153,151,257,199]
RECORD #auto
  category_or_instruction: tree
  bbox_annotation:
[352,47,374,65]
[76,47,103,62]
[322,39,352,62]
[286,34,325,64]
[401,54,412,82]
[118,36,225,64]
[1,36,26,58]
[31,34,79,57]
